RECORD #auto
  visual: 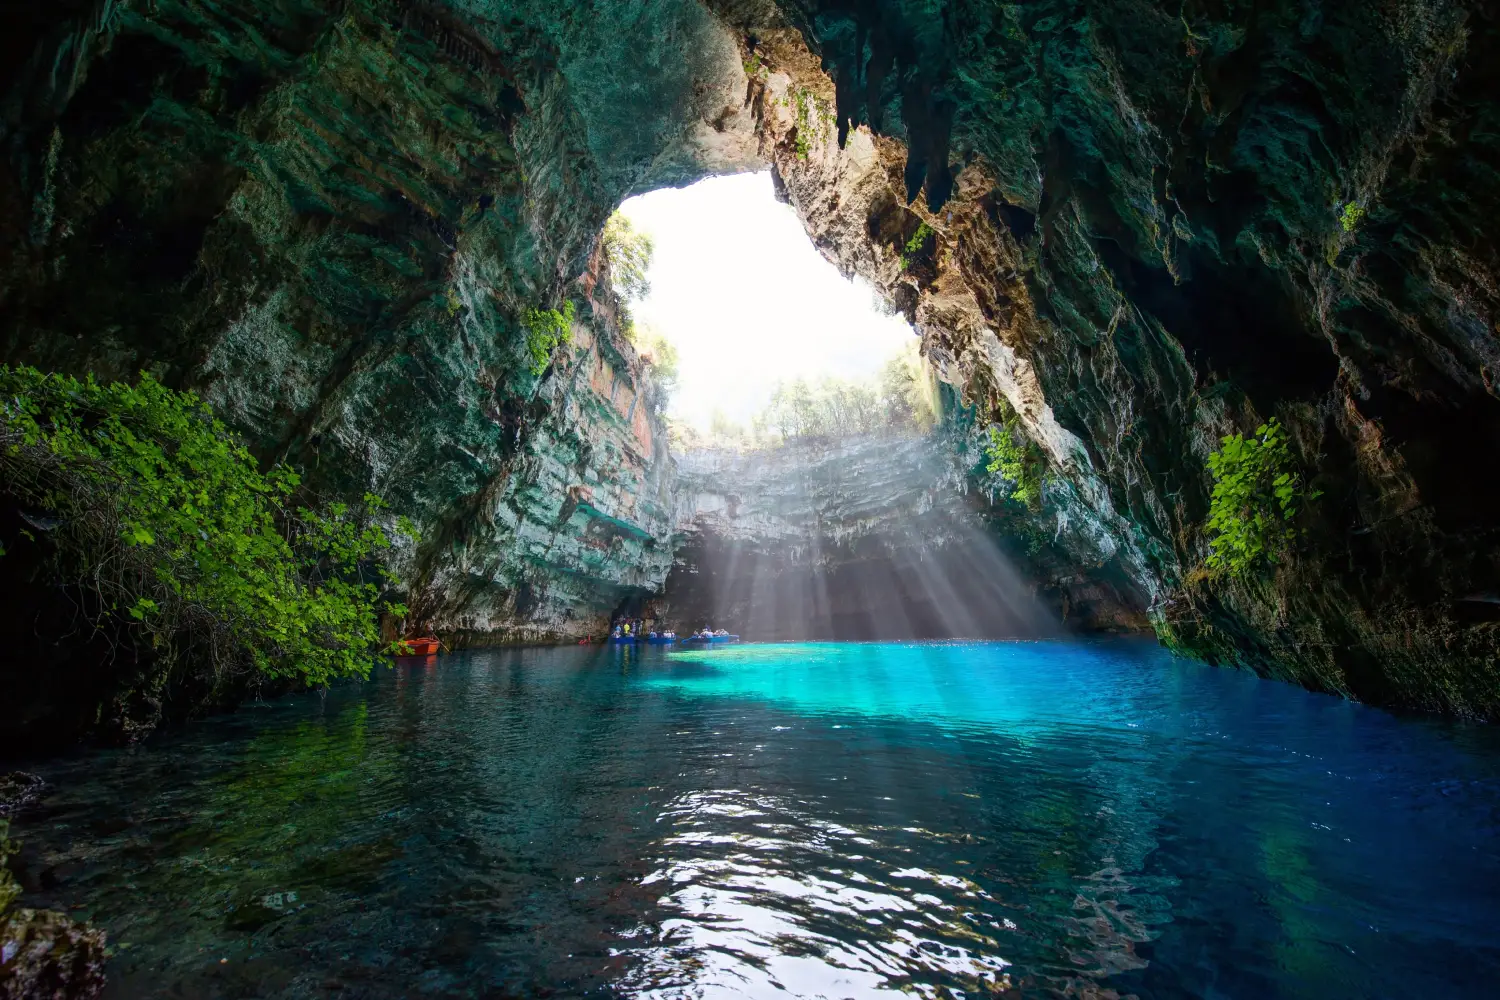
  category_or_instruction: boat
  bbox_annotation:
[397,636,441,656]
[609,634,640,644]
[646,635,677,645]
[681,634,740,645]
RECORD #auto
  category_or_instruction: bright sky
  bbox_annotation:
[617,172,916,433]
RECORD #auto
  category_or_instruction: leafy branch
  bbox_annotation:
[985,417,1045,510]
[1204,417,1317,575]
[0,366,413,687]
[901,223,934,270]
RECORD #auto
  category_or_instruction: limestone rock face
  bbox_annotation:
[730,2,1500,716]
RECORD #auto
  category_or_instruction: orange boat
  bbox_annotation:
[398,636,441,656]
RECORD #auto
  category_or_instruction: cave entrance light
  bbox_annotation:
[615,172,1054,642]
[615,171,916,441]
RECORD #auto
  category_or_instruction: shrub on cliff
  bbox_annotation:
[522,301,576,375]
[1204,417,1316,576]
[0,366,409,687]
[984,419,1044,510]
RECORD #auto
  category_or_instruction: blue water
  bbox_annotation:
[9,640,1500,998]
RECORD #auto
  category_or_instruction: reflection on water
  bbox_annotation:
[8,641,1500,999]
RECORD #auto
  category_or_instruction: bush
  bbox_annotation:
[1205,417,1314,575]
[1339,202,1365,233]
[522,301,576,375]
[900,223,933,270]
[985,418,1044,510]
[0,366,409,687]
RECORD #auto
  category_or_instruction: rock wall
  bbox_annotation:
[718,2,1500,717]
[0,0,758,653]
[665,432,1147,638]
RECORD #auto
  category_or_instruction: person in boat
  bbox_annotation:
[611,625,622,638]
[713,629,728,636]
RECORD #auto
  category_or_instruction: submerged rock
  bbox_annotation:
[0,778,45,821]
[0,909,107,1000]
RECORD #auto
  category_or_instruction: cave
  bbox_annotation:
[2,1,1500,997]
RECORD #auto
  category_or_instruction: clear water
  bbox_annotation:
[9,640,1500,999]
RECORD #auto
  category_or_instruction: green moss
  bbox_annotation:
[790,87,833,160]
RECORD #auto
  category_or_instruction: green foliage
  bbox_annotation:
[790,87,833,160]
[756,346,938,443]
[880,339,940,432]
[521,300,576,375]
[669,344,937,451]
[601,213,654,302]
[901,223,934,270]
[1339,202,1365,233]
[1205,417,1315,575]
[985,419,1045,510]
[0,366,411,687]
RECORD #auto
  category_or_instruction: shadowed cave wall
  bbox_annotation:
[2,0,1499,729]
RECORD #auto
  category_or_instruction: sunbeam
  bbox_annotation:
[666,438,1055,641]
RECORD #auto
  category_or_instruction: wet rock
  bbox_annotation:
[0,908,107,1000]
[0,0,752,741]
[0,778,44,820]
[666,435,1149,637]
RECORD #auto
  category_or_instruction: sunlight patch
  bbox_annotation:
[614,172,917,436]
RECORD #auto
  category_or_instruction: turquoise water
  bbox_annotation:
[10,640,1500,998]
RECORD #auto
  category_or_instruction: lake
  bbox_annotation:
[9,640,1500,998]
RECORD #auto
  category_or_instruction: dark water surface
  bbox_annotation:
[9,640,1500,999]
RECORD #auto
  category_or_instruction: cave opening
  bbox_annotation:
[603,172,1053,642]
